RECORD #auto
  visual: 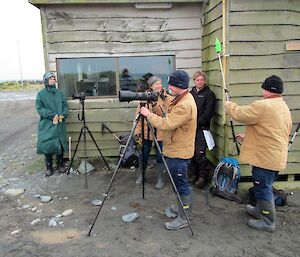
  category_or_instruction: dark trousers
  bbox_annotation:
[139,140,163,168]
[190,130,209,179]
[252,166,278,201]
[166,157,191,196]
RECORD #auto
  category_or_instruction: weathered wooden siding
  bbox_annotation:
[228,0,300,178]
[38,2,205,157]
[202,0,224,164]
[202,0,300,186]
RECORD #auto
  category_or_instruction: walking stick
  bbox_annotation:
[215,37,240,155]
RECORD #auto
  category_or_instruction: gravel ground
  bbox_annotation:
[0,93,299,257]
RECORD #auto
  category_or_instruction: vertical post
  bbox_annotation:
[17,40,23,86]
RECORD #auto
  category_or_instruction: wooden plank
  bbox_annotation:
[46,17,202,33]
[68,98,137,109]
[202,16,222,36]
[228,41,287,56]
[239,181,300,191]
[230,11,300,26]
[229,53,300,70]
[230,0,300,12]
[229,25,300,42]
[204,0,221,14]
[47,29,203,43]
[43,3,204,19]
[68,108,136,122]
[203,1,222,25]
[176,57,202,69]
[48,39,202,54]
[228,69,300,85]
[202,29,222,48]
[286,42,300,51]
[67,121,133,132]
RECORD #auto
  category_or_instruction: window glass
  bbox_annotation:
[119,56,174,92]
[57,58,116,97]
[57,55,174,98]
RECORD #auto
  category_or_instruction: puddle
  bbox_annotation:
[31,229,83,244]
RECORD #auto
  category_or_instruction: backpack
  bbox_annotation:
[211,157,242,203]
[248,186,287,206]
[119,134,139,168]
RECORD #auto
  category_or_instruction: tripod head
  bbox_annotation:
[73,92,86,123]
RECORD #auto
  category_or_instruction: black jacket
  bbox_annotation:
[190,85,216,130]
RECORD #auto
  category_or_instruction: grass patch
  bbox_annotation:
[0,81,43,91]
[27,156,45,175]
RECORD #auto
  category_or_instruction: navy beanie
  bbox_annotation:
[262,75,283,94]
[167,70,190,89]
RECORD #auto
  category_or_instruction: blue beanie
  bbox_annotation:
[167,70,190,89]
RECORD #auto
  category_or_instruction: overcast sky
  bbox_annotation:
[0,0,44,81]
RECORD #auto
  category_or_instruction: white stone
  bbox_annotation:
[31,218,41,225]
[10,229,21,235]
[22,204,30,209]
[40,195,52,203]
[62,209,73,217]
[49,219,58,227]
[92,199,102,206]
[4,188,25,197]
[31,207,37,212]
[122,212,139,223]
[111,206,117,211]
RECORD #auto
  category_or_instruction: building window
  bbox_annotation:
[57,55,175,98]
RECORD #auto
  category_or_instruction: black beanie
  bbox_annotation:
[167,70,190,89]
[261,75,283,94]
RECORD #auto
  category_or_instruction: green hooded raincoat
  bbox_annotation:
[36,84,68,155]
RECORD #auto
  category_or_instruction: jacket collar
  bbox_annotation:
[171,90,189,106]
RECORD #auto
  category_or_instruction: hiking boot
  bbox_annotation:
[246,204,262,219]
[136,166,145,185]
[188,174,197,183]
[195,177,207,189]
[165,194,192,230]
[247,200,275,232]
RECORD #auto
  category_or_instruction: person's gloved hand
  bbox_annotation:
[134,134,142,145]
[59,115,64,123]
[53,114,59,125]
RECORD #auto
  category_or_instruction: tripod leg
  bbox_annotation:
[67,127,84,175]
[86,126,111,171]
[146,120,194,236]
[88,113,142,236]
[83,126,88,189]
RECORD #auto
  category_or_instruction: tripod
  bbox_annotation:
[67,97,110,188]
[88,108,194,236]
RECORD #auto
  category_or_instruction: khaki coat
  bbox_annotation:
[225,97,292,171]
[147,92,197,159]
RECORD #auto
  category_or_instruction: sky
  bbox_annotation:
[0,0,44,81]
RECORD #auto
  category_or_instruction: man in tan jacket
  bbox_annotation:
[140,70,197,230]
[224,75,292,232]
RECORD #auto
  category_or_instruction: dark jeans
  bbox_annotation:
[139,140,163,168]
[252,166,278,201]
[166,157,191,196]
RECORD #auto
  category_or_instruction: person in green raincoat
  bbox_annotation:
[36,72,69,177]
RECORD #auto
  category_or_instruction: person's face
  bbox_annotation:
[150,81,163,93]
[194,75,205,90]
[263,89,271,99]
[48,76,56,85]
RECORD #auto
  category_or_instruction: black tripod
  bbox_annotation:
[67,97,110,188]
[88,108,194,236]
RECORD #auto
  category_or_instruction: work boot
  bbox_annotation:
[246,204,262,219]
[195,176,207,189]
[248,200,275,232]
[165,194,192,230]
[45,157,53,177]
[155,163,165,190]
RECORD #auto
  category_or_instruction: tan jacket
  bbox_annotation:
[135,90,173,141]
[225,97,292,171]
[147,92,197,159]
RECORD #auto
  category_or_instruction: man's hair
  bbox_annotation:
[192,71,206,81]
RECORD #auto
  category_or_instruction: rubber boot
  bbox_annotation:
[45,157,53,177]
[57,153,67,173]
[246,204,262,219]
[155,163,165,190]
[165,194,192,230]
[248,200,275,232]
[135,166,144,185]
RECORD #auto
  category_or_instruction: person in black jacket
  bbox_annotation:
[189,71,216,188]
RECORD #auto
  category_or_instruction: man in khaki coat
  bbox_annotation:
[140,70,197,230]
[224,75,292,232]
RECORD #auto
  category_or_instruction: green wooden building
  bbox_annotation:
[29,0,300,188]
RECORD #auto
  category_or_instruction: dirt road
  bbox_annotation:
[0,94,299,257]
